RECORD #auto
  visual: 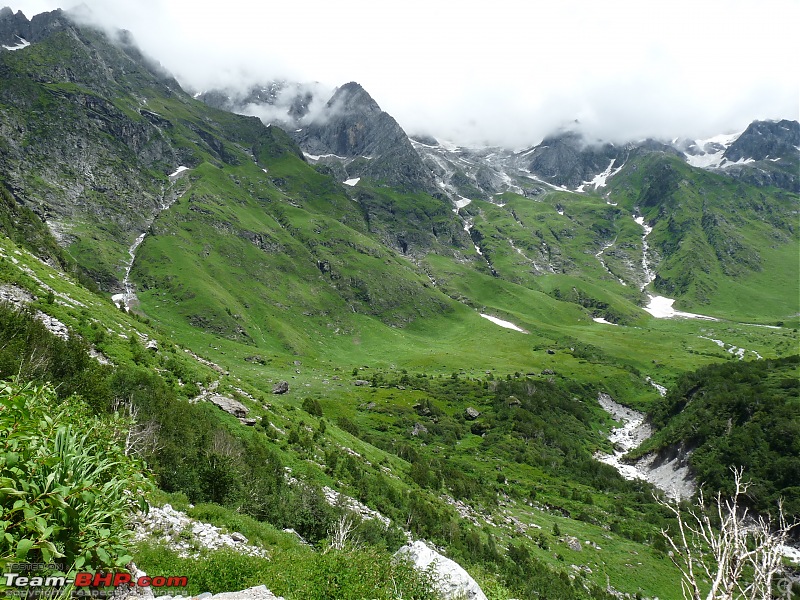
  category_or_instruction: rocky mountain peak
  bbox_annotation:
[723,119,800,162]
[295,82,435,192]
[325,81,382,116]
[526,130,621,188]
[0,6,30,46]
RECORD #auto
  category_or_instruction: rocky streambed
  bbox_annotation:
[595,392,695,500]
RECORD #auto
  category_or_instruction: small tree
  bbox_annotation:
[325,512,358,552]
[656,467,797,600]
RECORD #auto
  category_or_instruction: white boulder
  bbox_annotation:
[395,541,487,600]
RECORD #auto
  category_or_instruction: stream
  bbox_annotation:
[111,233,146,310]
[595,238,626,286]
[112,166,189,311]
[595,392,695,501]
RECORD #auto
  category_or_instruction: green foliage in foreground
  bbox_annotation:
[134,542,439,600]
[641,355,800,517]
[0,379,151,572]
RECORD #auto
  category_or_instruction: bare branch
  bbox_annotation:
[656,467,797,600]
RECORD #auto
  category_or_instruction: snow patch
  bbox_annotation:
[479,314,527,333]
[453,195,472,209]
[343,177,360,186]
[576,159,623,192]
[684,131,741,169]
[643,296,718,320]
[2,36,30,51]
[719,156,756,169]
[303,152,348,161]
[592,317,618,326]
[169,166,189,177]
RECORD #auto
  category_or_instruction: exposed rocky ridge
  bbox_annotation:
[294,82,437,193]
[525,131,624,189]
[717,119,800,192]
[415,121,800,201]
[0,6,71,46]
[723,119,800,162]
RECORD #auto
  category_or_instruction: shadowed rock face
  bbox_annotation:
[296,82,436,193]
[723,119,800,163]
[717,120,800,192]
[526,131,621,188]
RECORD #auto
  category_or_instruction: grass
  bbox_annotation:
[2,34,798,598]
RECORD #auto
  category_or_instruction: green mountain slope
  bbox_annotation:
[638,356,800,517]
[607,152,799,317]
[1,9,799,600]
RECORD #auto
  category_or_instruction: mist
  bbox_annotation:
[9,0,800,148]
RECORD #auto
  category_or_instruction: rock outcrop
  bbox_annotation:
[395,541,487,600]
[464,407,480,420]
[272,380,289,394]
[718,119,800,192]
[295,82,436,193]
[207,394,249,418]
[133,504,267,558]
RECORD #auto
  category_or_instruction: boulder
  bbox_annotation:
[204,585,284,600]
[354,379,371,386]
[208,394,248,418]
[395,541,488,600]
[566,536,582,552]
[272,381,289,394]
[110,562,154,600]
[464,407,480,420]
[411,422,428,436]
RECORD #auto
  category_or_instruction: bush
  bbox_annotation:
[134,542,440,599]
[302,397,323,417]
[0,379,152,572]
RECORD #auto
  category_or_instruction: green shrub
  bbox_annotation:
[134,542,440,599]
[0,379,151,572]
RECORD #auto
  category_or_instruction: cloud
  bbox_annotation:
[9,0,800,148]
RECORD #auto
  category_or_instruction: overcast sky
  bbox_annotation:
[9,0,800,147]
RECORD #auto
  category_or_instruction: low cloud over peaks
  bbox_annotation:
[10,0,800,148]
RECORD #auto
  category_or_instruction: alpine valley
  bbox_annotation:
[0,7,798,600]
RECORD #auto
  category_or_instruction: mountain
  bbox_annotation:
[295,82,436,193]
[200,80,437,194]
[0,8,798,600]
[674,120,800,192]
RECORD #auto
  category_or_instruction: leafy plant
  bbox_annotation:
[0,379,152,572]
